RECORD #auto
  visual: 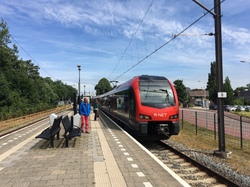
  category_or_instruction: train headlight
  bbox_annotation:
[169,114,178,119]
[139,114,151,120]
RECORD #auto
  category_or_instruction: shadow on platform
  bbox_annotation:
[31,138,78,149]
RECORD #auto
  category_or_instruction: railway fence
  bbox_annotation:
[180,109,250,150]
[0,105,72,133]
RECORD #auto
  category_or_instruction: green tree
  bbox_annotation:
[173,79,187,103]
[54,80,65,100]
[0,18,11,46]
[95,78,112,95]
[207,61,217,104]
[223,76,233,105]
[232,98,245,105]
[0,19,78,119]
[0,72,12,108]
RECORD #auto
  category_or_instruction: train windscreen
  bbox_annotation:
[139,77,175,109]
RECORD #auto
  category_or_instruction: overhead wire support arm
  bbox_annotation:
[192,0,217,17]
[172,33,214,37]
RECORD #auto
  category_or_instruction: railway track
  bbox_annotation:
[100,109,245,186]
[141,141,241,187]
[0,108,72,138]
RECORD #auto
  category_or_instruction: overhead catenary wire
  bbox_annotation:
[108,0,155,80]
[10,35,57,81]
[111,0,225,81]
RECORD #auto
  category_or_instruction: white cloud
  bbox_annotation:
[84,25,101,36]
[42,39,115,55]
[0,4,15,15]
[1,0,250,93]
[222,25,250,46]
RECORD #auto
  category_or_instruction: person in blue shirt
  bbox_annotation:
[79,97,91,133]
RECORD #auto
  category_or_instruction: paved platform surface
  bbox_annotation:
[0,110,190,187]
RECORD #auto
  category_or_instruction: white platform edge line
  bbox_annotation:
[100,112,191,187]
[0,123,48,162]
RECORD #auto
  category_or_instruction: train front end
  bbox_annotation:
[134,75,179,140]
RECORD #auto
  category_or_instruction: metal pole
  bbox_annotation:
[214,113,216,140]
[73,93,77,115]
[240,116,243,149]
[79,70,80,100]
[77,65,81,105]
[192,0,227,157]
[205,84,208,130]
[65,83,66,104]
[182,110,183,130]
[196,111,197,135]
[214,0,225,152]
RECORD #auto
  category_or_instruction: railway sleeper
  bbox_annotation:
[212,184,227,187]
[151,150,159,154]
[168,155,180,159]
[175,158,186,166]
[185,177,217,184]
[156,145,165,148]
[165,164,174,167]
[178,171,207,177]
[166,152,174,155]
[172,167,199,172]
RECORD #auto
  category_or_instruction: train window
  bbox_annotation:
[114,91,126,116]
[129,87,136,119]
[117,96,124,110]
[139,79,175,108]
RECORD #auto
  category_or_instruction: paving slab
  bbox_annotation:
[0,110,190,187]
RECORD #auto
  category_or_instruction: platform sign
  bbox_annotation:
[218,92,227,98]
[203,99,209,108]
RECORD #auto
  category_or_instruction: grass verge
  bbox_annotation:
[231,111,250,118]
[171,120,250,176]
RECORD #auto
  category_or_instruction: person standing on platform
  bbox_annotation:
[80,99,84,128]
[79,97,91,133]
[93,100,98,121]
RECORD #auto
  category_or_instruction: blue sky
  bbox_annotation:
[1,0,250,96]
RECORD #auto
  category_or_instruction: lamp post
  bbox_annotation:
[240,61,250,63]
[77,65,81,104]
[84,85,86,95]
[241,61,250,85]
[241,61,250,69]
[65,83,67,104]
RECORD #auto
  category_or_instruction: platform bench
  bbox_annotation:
[35,115,62,148]
[62,115,81,148]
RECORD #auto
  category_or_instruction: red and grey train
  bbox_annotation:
[97,75,180,141]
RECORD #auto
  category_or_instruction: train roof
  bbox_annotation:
[97,75,168,98]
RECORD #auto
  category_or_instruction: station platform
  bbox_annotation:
[0,110,190,187]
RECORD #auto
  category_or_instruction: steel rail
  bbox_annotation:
[158,140,241,187]
[98,108,241,186]
[0,109,71,138]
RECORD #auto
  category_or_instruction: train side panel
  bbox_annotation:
[97,75,180,141]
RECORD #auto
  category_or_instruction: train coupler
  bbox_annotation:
[158,124,170,137]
